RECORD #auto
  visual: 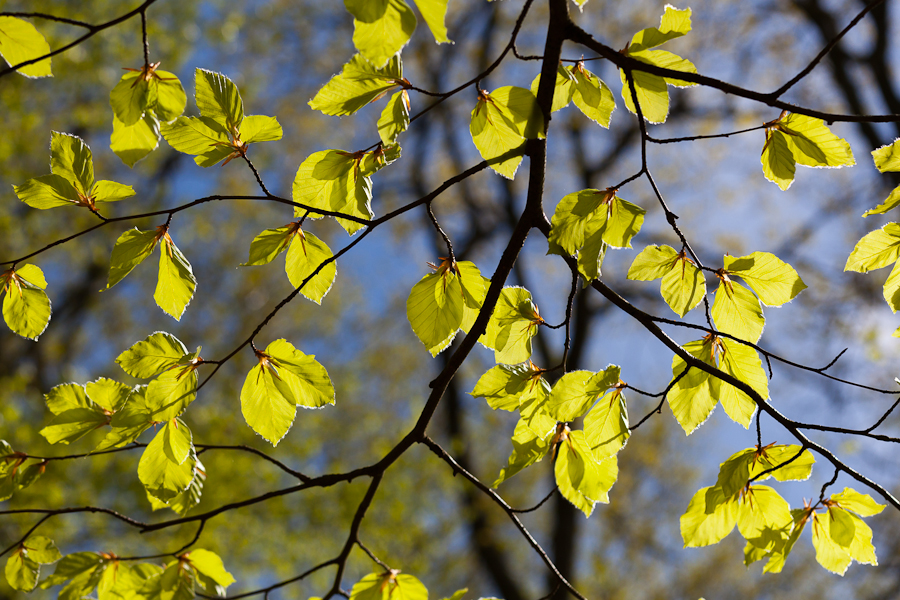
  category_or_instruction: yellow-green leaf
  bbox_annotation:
[377,89,410,145]
[681,485,739,548]
[345,0,417,68]
[668,338,719,435]
[470,86,543,179]
[310,53,403,116]
[845,223,900,273]
[111,113,161,168]
[285,230,337,304]
[724,251,806,306]
[0,17,52,78]
[2,265,51,340]
[411,0,451,43]
[717,338,766,427]
[711,279,765,343]
[155,235,196,321]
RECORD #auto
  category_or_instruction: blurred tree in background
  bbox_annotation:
[3,1,900,599]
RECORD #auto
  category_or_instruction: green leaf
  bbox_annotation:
[241,339,335,445]
[845,223,900,273]
[717,338,766,428]
[406,261,466,356]
[548,189,645,257]
[873,139,900,172]
[51,132,94,196]
[481,286,542,364]
[240,115,283,144]
[14,174,79,209]
[628,245,705,317]
[723,251,806,307]
[160,116,233,167]
[111,112,161,168]
[40,408,107,445]
[310,54,403,116]
[148,458,205,516]
[667,337,719,435]
[711,279,765,343]
[241,226,293,266]
[345,0,417,68]
[2,265,52,340]
[155,234,197,321]
[584,388,630,460]
[470,86,543,179]
[457,260,488,333]
[104,228,160,290]
[812,511,853,575]
[440,589,467,600]
[138,421,197,502]
[117,331,190,379]
[680,485,739,547]
[571,63,615,128]
[494,418,551,487]
[547,366,620,422]
[555,429,617,516]
[762,112,855,190]
[96,385,155,450]
[40,552,102,589]
[628,5,692,53]
[830,488,886,517]
[194,68,243,130]
[38,378,129,445]
[761,127,796,191]
[285,230,337,304]
[0,17,52,78]
[471,363,546,412]
[145,364,198,423]
[530,64,575,113]
[378,90,411,145]
[827,506,856,548]
[5,536,60,591]
[186,550,234,591]
[862,185,900,218]
[350,572,428,600]
[92,180,136,204]
[292,148,374,235]
[154,71,187,122]
[411,0,451,43]
[757,444,816,483]
[110,71,154,126]
[577,228,608,281]
[736,485,792,542]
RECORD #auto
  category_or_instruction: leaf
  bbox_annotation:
[762,112,855,190]
[40,552,103,589]
[680,485,739,547]
[186,550,235,590]
[148,458,205,516]
[470,86,543,179]
[711,279,765,343]
[345,0,417,68]
[239,115,283,144]
[110,72,154,127]
[571,63,615,128]
[50,132,94,196]
[555,430,617,516]
[812,511,853,575]
[377,89,411,145]
[40,408,107,445]
[584,388,630,460]
[530,64,575,113]
[723,251,806,306]
[241,339,335,445]
[0,17,52,78]
[2,265,52,340]
[411,0,451,43]
[5,536,60,591]
[845,223,900,273]
[470,363,545,412]
[863,186,900,218]
[619,67,669,124]
[628,5,692,53]
[145,365,198,423]
[138,421,197,502]
[628,245,705,317]
[116,332,190,379]
[350,572,428,600]
[494,418,551,486]
[830,488,886,517]
[160,116,233,167]
[548,189,645,257]
[547,366,620,422]
[481,286,542,364]
[194,68,243,130]
[310,54,404,116]
[13,174,80,209]
[716,338,766,428]
[154,71,188,122]
[736,485,792,542]
[155,234,197,321]
[285,230,337,304]
[667,338,719,435]
[96,386,155,450]
[111,113,161,168]
[292,149,374,235]
[406,262,466,356]
[872,138,900,173]
[241,226,293,266]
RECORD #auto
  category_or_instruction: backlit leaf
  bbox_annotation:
[0,17,52,78]
[470,86,543,179]
[711,279,765,343]
[723,251,806,307]
[345,0,417,68]
[310,54,404,116]
[155,235,196,321]
[2,264,51,340]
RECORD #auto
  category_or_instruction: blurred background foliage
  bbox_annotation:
[2,0,900,599]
